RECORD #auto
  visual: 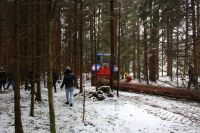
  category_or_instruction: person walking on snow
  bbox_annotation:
[60,66,76,107]
[0,67,7,91]
[52,69,58,93]
[187,64,198,89]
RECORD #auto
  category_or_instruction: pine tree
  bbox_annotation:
[46,0,56,132]
[14,0,24,132]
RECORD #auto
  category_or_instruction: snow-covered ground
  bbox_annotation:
[0,80,200,133]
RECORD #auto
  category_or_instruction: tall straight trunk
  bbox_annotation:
[47,21,56,133]
[79,0,83,93]
[161,30,164,77]
[52,9,61,76]
[42,1,47,88]
[170,28,173,81]
[137,19,141,82]
[73,0,78,76]
[93,0,97,91]
[42,28,47,88]
[184,0,189,76]
[131,22,136,78]
[90,16,94,66]
[47,0,56,132]
[23,2,29,91]
[150,1,159,80]
[191,0,197,72]
[117,2,121,97]
[57,11,62,78]
[36,0,42,101]
[110,0,115,90]
[68,16,72,68]
[197,0,200,70]
[14,0,24,132]
[176,28,179,86]
[97,2,101,50]
[82,84,86,122]
[30,0,36,117]
[144,24,149,84]
[167,22,173,80]
[132,45,136,78]
[0,3,1,67]
[131,21,136,79]
[8,1,12,66]
[155,11,159,80]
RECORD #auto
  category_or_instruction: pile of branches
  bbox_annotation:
[89,86,114,101]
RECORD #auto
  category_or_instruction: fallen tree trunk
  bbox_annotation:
[101,79,200,102]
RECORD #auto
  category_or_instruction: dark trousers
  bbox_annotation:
[0,83,2,91]
[53,82,57,93]
[0,82,6,91]
[187,77,198,89]
[7,80,14,90]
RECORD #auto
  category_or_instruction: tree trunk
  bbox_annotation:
[176,28,179,86]
[144,24,149,84]
[79,0,83,93]
[0,3,1,67]
[170,28,173,81]
[35,0,42,102]
[101,79,200,102]
[110,0,116,91]
[197,0,200,71]
[30,0,36,117]
[90,14,94,86]
[73,0,78,75]
[47,0,56,132]
[117,1,121,97]
[94,0,98,90]
[137,19,141,82]
[23,2,29,91]
[150,1,159,80]
[167,21,173,81]
[191,0,197,72]
[90,14,94,67]
[67,11,73,68]
[97,2,101,51]
[14,0,24,132]
[149,49,156,82]
[161,30,164,77]
[184,0,189,76]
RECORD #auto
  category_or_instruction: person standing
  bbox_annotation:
[0,67,7,91]
[6,73,15,90]
[52,69,58,93]
[6,65,15,90]
[60,66,76,107]
[187,64,198,89]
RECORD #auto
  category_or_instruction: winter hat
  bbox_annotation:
[66,66,71,70]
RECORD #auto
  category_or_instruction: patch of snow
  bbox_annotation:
[0,80,200,133]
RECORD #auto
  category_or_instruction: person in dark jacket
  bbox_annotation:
[187,64,198,89]
[6,73,15,90]
[6,65,15,90]
[53,69,58,93]
[27,71,34,90]
[60,66,76,107]
[0,67,7,91]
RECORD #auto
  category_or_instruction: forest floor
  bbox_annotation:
[0,79,200,133]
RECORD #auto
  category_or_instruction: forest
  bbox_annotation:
[0,0,200,133]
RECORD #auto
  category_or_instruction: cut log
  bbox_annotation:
[101,79,200,102]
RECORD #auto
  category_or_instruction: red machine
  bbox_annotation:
[91,53,118,86]
[96,66,110,79]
